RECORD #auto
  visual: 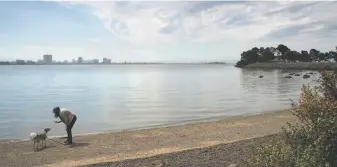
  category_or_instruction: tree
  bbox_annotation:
[328,46,337,62]
[277,44,291,62]
[259,47,265,55]
[329,51,337,62]
[285,51,294,62]
[236,50,256,66]
[251,47,259,54]
[324,52,331,62]
[248,50,258,63]
[260,50,275,62]
[269,47,281,60]
[235,45,336,68]
[294,51,301,62]
[300,50,310,62]
[310,49,320,62]
[235,59,247,68]
[317,53,325,62]
[285,51,301,62]
[317,52,330,62]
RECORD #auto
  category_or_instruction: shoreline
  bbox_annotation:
[0,109,283,143]
[0,63,227,66]
[243,62,337,70]
[1,109,297,167]
[82,134,281,167]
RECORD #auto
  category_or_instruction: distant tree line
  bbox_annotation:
[0,60,36,65]
[0,61,10,65]
[235,44,337,68]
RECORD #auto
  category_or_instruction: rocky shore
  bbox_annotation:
[244,62,337,70]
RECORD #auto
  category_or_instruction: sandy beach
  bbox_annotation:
[0,110,297,167]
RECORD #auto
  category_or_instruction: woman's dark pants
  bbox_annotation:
[66,115,77,144]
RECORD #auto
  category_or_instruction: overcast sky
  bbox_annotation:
[1,1,337,62]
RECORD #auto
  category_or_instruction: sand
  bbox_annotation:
[0,110,297,167]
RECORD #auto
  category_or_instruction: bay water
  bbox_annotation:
[0,64,319,140]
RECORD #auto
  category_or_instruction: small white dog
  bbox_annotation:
[29,128,51,151]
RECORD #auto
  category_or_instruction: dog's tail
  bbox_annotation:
[29,133,37,141]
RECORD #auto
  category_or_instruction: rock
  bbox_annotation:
[308,72,314,74]
[228,164,238,167]
[289,73,295,75]
[303,74,310,79]
[150,160,166,167]
[294,74,300,76]
[285,76,292,78]
[258,75,263,78]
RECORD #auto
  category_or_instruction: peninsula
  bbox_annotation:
[235,44,337,70]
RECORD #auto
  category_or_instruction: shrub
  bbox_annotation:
[247,137,294,167]
[248,71,337,167]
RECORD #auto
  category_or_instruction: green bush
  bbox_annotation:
[248,71,337,167]
[247,137,294,167]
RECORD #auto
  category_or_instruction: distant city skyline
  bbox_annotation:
[5,54,114,65]
[0,54,227,65]
[1,1,337,62]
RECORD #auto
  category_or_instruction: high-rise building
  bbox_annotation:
[16,59,25,65]
[78,57,83,64]
[43,54,53,64]
[103,58,111,64]
[26,60,35,65]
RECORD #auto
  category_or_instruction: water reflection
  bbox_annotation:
[240,68,320,110]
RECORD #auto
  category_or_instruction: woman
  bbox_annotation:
[53,107,77,145]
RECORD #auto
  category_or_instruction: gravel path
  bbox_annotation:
[0,110,296,167]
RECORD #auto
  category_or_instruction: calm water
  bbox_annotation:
[0,64,319,140]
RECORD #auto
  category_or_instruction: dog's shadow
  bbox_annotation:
[34,145,56,152]
[33,142,89,152]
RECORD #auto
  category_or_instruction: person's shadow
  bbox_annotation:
[47,138,90,149]
[68,142,89,148]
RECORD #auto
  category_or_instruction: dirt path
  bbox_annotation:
[0,110,296,167]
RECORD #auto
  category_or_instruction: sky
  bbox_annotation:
[0,1,337,63]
